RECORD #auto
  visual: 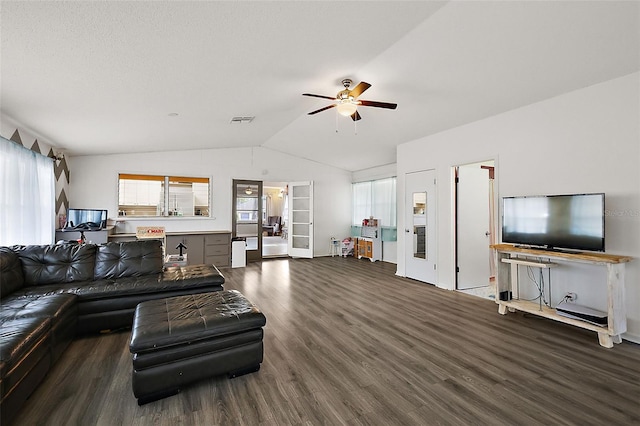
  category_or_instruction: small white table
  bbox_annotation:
[330,238,340,257]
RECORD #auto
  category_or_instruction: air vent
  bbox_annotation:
[230,116,255,124]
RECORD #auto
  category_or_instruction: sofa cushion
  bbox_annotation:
[94,240,163,280]
[7,281,90,299]
[75,264,225,302]
[0,247,24,297]
[9,264,224,305]
[0,293,78,365]
[162,264,225,287]
[0,317,51,383]
[15,244,97,286]
[0,294,77,323]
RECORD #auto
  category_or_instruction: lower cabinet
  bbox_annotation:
[204,233,231,266]
[109,231,231,267]
[166,235,205,265]
[165,232,231,267]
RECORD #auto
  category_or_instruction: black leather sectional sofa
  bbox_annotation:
[0,239,225,425]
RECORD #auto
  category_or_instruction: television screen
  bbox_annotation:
[65,209,108,230]
[502,193,604,252]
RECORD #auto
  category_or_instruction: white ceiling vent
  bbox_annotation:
[230,116,255,124]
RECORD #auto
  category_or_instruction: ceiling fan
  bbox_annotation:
[303,79,397,121]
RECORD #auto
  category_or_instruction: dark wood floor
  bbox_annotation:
[12,257,640,425]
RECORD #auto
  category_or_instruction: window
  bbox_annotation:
[352,182,372,226]
[236,197,259,222]
[0,137,55,245]
[352,177,396,226]
[118,174,210,217]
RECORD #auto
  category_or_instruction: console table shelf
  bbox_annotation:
[491,244,632,348]
[497,300,608,334]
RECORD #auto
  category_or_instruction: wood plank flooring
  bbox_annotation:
[11,257,640,425]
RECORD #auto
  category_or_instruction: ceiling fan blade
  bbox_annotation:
[308,104,336,115]
[359,100,398,110]
[303,93,336,100]
[349,82,371,98]
[351,110,362,121]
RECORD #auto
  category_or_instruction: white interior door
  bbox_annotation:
[288,181,313,258]
[405,170,437,284]
[457,166,491,290]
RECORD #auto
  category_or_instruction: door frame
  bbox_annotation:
[232,179,263,263]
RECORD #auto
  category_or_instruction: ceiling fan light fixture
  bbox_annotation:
[245,187,253,195]
[303,80,396,120]
[336,99,358,116]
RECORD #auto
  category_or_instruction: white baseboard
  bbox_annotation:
[622,332,640,345]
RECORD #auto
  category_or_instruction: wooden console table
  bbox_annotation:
[491,244,632,348]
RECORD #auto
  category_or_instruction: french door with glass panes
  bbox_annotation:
[288,181,313,258]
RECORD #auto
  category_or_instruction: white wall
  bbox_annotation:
[352,163,397,183]
[0,114,54,153]
[69,146,352,256]
[397,72,640,342]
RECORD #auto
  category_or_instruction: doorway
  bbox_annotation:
[232,180,263,263]
[262,182,288,258]
[404,170,437,284]
[454,160,496,295]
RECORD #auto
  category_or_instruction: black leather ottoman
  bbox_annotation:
[129,290,266,405]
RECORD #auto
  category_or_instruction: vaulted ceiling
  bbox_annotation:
[1,1,638,171]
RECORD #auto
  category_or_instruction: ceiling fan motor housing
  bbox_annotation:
[337,90,353,102]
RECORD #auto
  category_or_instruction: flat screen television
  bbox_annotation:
[502,193,604,252]
[65,209,108,230]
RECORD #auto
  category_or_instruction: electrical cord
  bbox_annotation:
[526,265,551,307]
[558,294,572,304]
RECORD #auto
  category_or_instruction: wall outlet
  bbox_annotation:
[565,292,577,302]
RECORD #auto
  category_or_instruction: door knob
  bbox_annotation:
[405,229,410,233]
[485,231,491,236]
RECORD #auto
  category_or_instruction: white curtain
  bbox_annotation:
[372,178,397,227]
[352,178,397,226]
[352,181,372,225]
[0,137,55,245]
